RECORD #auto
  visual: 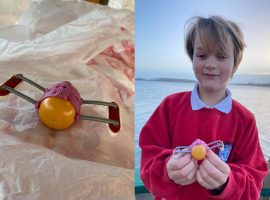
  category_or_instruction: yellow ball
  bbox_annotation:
[191,145,207,160]
[38,97,76,130]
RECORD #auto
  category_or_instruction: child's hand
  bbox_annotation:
[166,153,197,186]
[196,150,230,190]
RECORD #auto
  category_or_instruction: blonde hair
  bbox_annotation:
[185,16,245,67]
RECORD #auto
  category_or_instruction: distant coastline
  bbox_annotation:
[136,77,196,83]
[136,78,270,87]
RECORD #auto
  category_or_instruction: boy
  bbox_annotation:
[139,16,268,200]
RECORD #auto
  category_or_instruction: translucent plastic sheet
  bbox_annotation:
[0,0,29,26]
[108,0,134,11]
[0,133,133,200]
[0,0,134,199]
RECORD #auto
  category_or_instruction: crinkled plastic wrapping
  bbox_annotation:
[0,0,29,26]
[108,0,134,11]
[0,0,134,199]
[0,132,133,200]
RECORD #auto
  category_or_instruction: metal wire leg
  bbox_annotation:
[1,85,36,104]
[82,100,118,108]
[79,115,119,125]
[15,74,45,92]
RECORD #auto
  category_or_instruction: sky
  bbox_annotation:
[136,0,270,79]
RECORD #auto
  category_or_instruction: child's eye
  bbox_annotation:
[196,54,206,59]
[217,55,228,60]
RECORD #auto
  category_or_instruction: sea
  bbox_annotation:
[135,74,270,169]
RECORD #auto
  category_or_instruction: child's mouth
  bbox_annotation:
[203,73,219,78]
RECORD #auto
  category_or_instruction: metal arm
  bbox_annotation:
[0,74,40,104]
[82,100,118,108]
[173,146,191,154]
[80,101,121,133]
[1,85,36,104]
[207,140,224,150]
[15,74,45,92]
[80,115,119,126]
[0,74,45,98]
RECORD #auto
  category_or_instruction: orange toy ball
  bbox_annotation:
[191,145,207,160]
[38,97,76,130]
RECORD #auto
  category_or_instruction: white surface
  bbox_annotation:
[0,1,134,199]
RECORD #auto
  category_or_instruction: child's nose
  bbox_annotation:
[204,56,217,69]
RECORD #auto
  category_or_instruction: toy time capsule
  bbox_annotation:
[173,139,224,160]
[0,74,121,133]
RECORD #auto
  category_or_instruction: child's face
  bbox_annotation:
[192,35,236,93]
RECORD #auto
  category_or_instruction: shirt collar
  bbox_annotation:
[191,83,232,114]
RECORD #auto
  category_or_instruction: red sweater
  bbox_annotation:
[139,91,268,200]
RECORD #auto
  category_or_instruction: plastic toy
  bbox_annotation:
[0,74,121,133]
[173,139,224,160]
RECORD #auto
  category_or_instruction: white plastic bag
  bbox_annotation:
[0,0,134,199]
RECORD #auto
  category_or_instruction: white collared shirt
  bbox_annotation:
[191,83,232,114]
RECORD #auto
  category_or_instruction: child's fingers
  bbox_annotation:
[207,150,230,174]
[172,160,197,185]
[196,169,214,189]
[172,151,186,160]
[175,174,196,186]
[198,162,222,189]
[167,153,191,171]
[185,162,197,182]
[201,157,224,181]
[196,150,230,189]
[170,158,196,179]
